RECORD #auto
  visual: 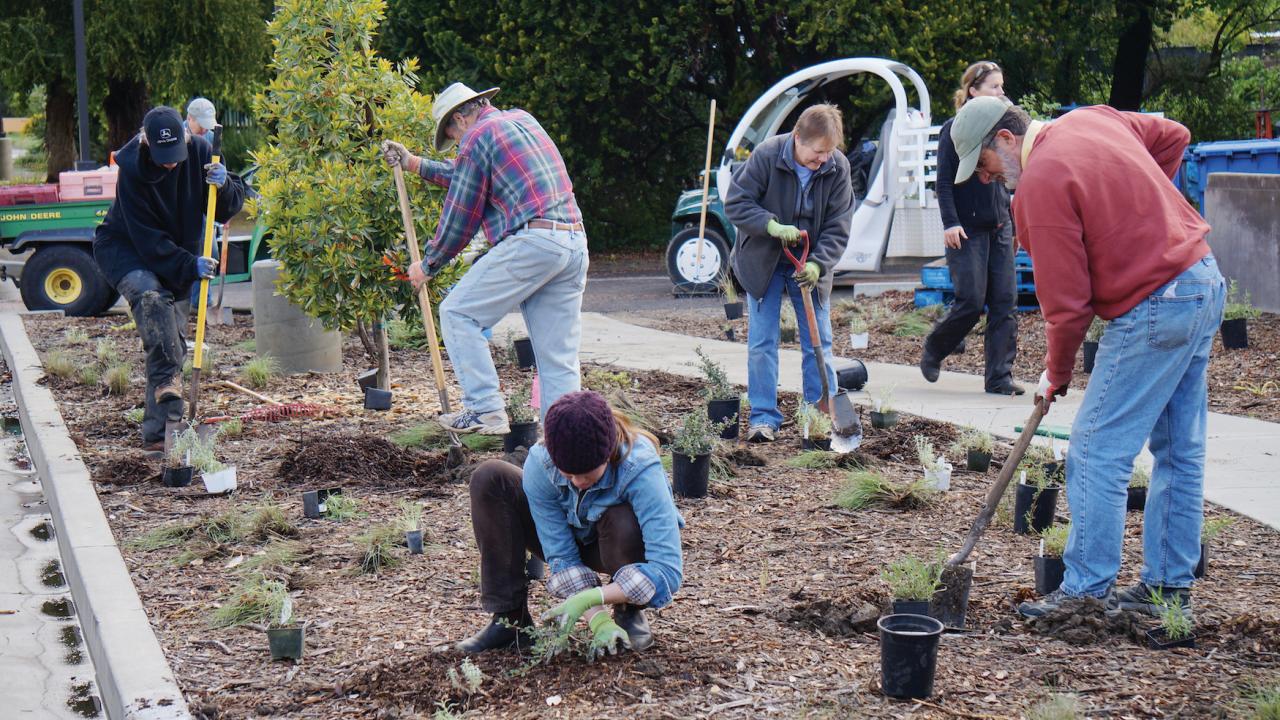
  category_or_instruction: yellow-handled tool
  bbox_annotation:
[188,127,222,421]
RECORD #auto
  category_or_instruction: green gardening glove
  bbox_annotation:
[796,261,821,288]
[766,219,802,246]
[587,612,632,661]
[539,587,605,629]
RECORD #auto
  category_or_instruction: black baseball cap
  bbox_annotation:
[143,106,188,164]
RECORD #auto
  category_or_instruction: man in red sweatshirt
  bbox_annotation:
[948,96,1226,618]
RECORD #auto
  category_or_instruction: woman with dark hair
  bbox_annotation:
[457,391,684,658]
[921,61,1024,395]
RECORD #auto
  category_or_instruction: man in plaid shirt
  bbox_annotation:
[383,82,588,435]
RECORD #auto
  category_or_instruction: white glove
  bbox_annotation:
[1036,370,1067,407]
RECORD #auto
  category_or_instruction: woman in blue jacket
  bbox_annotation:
[457,391,684,657]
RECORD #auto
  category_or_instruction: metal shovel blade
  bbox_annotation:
[830,388,859,437]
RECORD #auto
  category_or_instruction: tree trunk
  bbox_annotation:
[1108,0,1155,111]
[376,320,391,391]
[103,77,150,154]
[44,79,78,183]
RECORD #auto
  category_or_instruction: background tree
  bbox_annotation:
[254,0,466,384]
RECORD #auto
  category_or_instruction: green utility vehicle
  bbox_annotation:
[0,178,269,316]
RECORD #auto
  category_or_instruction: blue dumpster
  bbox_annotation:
[1183,139,1280,215]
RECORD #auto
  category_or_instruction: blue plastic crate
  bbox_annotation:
[920,265,953,290]
[914,288,949,308]
[1015,249,1033,268]
[1183,139,1280,215]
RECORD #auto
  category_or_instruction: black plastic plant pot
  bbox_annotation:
[514,337,536,369]
[1013,483,1060,535]
[162,465,193,488]
[503,422,540,453]
[836,360,869,392]
[870,411,899,429]
[356,368,378,391]
[706,398,740,440]
[363,387,392,411]
[1043,462,1066,484]
[890,599,930,616]
[1034,555,1066,595]
[1194,543,1207,579]
[267,626,305,661]
[801,438,832,451]
[1082,341,1099,374]
[672,453,710,498]
[966,449,992,472]
[878,614,944,699]
[405,529,424,555]
[723,302,744,320]
[303,488,343,519]
[1146,627,1196,650]
[1127,486,1148,512]
[1220,318,1248,350]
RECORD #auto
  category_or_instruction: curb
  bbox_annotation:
[0,314,190,719]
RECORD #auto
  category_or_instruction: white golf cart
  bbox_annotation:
[666,57,943,292]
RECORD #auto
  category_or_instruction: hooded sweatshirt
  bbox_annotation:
[93,134,244,294]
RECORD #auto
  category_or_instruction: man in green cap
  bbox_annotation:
[947,96,1223,619]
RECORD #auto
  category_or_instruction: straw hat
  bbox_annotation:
[432,82,500,152]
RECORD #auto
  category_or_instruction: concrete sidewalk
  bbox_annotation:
[494,312,1280,531]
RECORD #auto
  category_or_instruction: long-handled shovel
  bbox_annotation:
[209,139,233,327]
[784,231,861,449]
[391,163,466,467]
[188,127,223,421]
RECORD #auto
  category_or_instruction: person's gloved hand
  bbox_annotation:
[204,162,227,188]
[586,612,631,661]
[381,140,412,169]
[766,219,802,246]
[540,587,604,629]
[796,261,821,288]
[1035,370,1068,408]
[195,256,218,279]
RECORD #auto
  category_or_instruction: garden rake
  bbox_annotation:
[391,162,467,467]
[203,379,340,424]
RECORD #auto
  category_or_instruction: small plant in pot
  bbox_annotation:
[670,407,724,499]
[1082,317,1105,373]
[914,435,952,491]
[401,501,425,555]
[720,273,743,320]
[1145,591,1195,650]
[849,315,870,350]
[796,402,832,450]
[694,347,739,440]
[1127,464,1150,512]
[267,595,304,661]
[870,385,898,429]
[1196,516,1234,579]
[503,380,540,452]
[1034,522,1070,595]
[1013,461,1061,535]
[881,554,944,616]
[952,427,995,472]
[163,428,197,487]
[1220,280,1258,350]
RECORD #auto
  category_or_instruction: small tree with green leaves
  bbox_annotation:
[254,0,468,386]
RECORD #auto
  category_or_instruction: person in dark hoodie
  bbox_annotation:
[920,62,1024,395]
[93,106,244,454]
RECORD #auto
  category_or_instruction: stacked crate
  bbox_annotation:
[914,249,1039,311]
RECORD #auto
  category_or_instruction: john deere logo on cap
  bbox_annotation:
[159,128,174,142]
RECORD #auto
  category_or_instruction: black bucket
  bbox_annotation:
[503,422,540,452]
[836,360,869,391]
[672,453,710,498]
[724,302,744,320]
[514,337,536,368]
[1082,341,1099,373]
[1034,556,1065,595]
[878,614,944,699]
[1220,318,1248,350]
[1013,483,1060,535]
[706,398,739,440]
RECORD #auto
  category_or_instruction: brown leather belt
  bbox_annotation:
[527,218,584,232]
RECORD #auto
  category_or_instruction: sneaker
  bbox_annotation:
[154,377,183,403]
[1017,586,1120,618]
[1116,582,1193,620]
[746,425,776,443]
[439,409,510,435]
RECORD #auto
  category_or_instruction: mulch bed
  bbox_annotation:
[21,312,1280,719]
[631,289,1280,423]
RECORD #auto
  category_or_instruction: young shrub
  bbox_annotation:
[1085,316,1106,343]
[1040,522,1070,558]
[671,407,724,458]
[501,331,519,367]
[323,494,362,521]
[1224,279,1261,322]
[1027,693,1084,720]
[356,523,404,574]
[1018,458,1051,490]
[63,327,91,345]
[835,470,936,510]
[505,379,538,424]
[43,349,76,379]
[950,427,995,456]
[1129,464,1151,489]
[880,554,944,601]
[76,365,101,387]
[583,368,630,394]
[1202,516,1235,543]
[239,356,280,390]
[385,316,427,350]
[447,657,486,695]
[211,574,288,628]
[779,303,798,339]
[693,346,735,401]
[168,427,201,469]
[796,402,832,441]
[95,338,121,367]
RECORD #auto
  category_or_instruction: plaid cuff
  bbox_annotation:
[546,564,599,599]
[613,564,657,606]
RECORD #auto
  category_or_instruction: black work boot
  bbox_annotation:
[455,607,532,654]
[613,605,653,652]
[919,348,942,383]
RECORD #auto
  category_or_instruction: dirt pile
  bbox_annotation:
[90,452,158,485]
[277,434,448,490]
[1027,597,1145,645]
[859,417,959,463]
[784,589,884,638]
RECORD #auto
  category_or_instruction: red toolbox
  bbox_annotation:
[59,169,118,201]
[0,184,60,207]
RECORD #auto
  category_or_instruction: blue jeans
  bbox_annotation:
[1061,254,1225,597]
[439,227,588,421]
[745,264,837,429]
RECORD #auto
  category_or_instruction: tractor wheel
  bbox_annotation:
[19,244,116,317]
[666,225,729,294]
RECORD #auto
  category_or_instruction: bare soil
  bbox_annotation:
[23,312,1280,719]
[630,290,1280,423]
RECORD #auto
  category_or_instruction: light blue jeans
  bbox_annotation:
[1061,254,1225,597]
[746,263,837,429]
[439,227,588,421]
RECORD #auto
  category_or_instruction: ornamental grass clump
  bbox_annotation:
[239,355,280,390]
[323,494,362,521]
[951,427,995,457]
[881,554,944,601]
[796,402,832,442]
[211,574,288,628]
[104,364,131,395]
[835,470,936,510]
[76,366,100,387]
[1027,693,1084,720]
[95,338,121,367]
[63,327,90,345]
[391,423,448,449]
[1153,591,1194,641]
[356,523,404,574]
[43,349,76,379]
[892,309,934,337]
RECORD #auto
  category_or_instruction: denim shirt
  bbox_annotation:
[522,436,685,609]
